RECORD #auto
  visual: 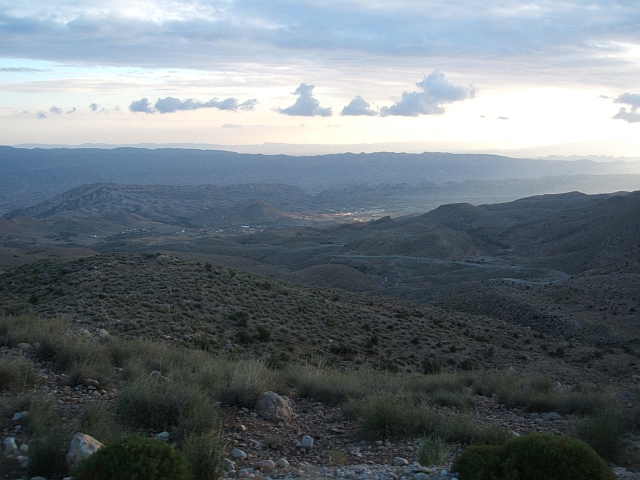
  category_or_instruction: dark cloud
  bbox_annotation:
[0,67,42,72]
[129,98,154,114]
[154,96,257,113]
[380,71,475,117]
[2,2,638,85]
[341,96,377,116]
[67,107,76,114]
[49,106,62,114]
[612,93,640,123]
[277,83,331,117]
[89,103,99,112]
[36,111,46,119]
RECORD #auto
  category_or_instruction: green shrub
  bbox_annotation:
[0,357,38,394]
[116,378,216,435]
[76,401,122,444]
[357,393,417,439]
[73,435,193,480]
[451,445,503,480]
[452,433,615,480]
[474,374,605,415]
[29,426,73,478]
[573,410,626,461]
[417,435,451,466]
[441,415,507,446]
[182,432,222,480]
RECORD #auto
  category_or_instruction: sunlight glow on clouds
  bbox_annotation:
[0,0,639,153]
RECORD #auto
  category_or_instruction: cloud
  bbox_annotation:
[612,93,640,123]
[497,116,509,120]
[129,96,257,114]
[277,83,332,117]
[380,71,475,117]
[221,123,243,128]
[341,96,377,116]
[49,106,62,114]
[0,67,42,72]
[129,98,154,114]
[89,103,99,112]
[67,107,76,114]
[36,111,46,119]
[154,96,257,113]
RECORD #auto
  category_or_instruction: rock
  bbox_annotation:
[277,458,290,468]
[232,448,248,460]
[415,474,431,480]
[238,467,255,478]
[31,477,47,480]
[19,443,29,454]
[66,433,104,468]
[224,343,234,351]
[96,328,110,339]
[223,458,236,472]
[12,411,29,422]
[83,378,100,387]
[77,328,93,338]
[301,435,314,448]
[17,343,32,352]
[155,431,170,442]
[3,437,18,453]
[541,412,561,421]
[256,460,276,473]
[255,391,293,423]
[236,424,247,432]
[393,457,409,466]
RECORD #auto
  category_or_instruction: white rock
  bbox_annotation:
[255,391,293,424]
[20,443,29,454]
[256,459,276,473]
[155,431,170,442]
[393,457,409,466]
[3,437,17,453]
[12,411,30,422]
[277,458,290,468]
[96,328,110,339]
[65,433,104,468]
[232,448,248,460]
[301,435,314,448]
[223,458,236,471]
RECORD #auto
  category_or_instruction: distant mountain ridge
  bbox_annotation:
[2,146,640,214]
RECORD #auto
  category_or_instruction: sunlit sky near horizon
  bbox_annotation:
[1,1,640,156]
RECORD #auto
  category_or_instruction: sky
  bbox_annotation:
[1,0,640,156]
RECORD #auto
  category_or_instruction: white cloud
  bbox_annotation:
[341,96,377,116]
[129,97,154,113]
[49,106,62,114]
[380,71,475,117]
[277,83,332,117]
[613,92,640,123]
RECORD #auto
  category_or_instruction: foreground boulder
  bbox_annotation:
[255,391,293,423]
[66,432,103,468]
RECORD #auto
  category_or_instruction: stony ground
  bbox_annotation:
[2,343,640,480]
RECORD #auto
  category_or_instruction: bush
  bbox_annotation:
[573,410,626,461]
[29,426,73,478]
[76,401,122,444]
[452,433,615,480]
[182,432,222,480]
[73,435,193,480]
[417,435,451,466]
[0,357,38,394]
[116,378,217,435]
